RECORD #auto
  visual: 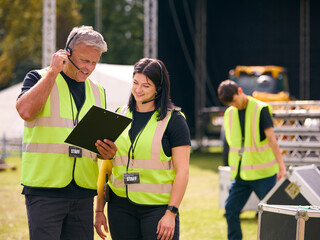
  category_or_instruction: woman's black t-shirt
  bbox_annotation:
[130,110,191,157]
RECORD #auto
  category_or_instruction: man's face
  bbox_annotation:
[227,89,247,110]
[65,42,101,82]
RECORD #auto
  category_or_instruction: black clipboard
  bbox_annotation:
[65,105,132,154]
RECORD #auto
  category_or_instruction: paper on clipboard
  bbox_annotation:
[65,105,132,154]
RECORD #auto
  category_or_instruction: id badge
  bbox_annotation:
[124,172,140,184]
[69,145,82,158]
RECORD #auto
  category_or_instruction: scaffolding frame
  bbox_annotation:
[42,0,56,68]
[144,0,158,58]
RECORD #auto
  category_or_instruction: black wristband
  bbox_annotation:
[167,205,178,214]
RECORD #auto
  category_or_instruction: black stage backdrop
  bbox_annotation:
[157,0,320,136]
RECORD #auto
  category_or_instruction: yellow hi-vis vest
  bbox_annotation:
[224,96,278,180]
[109,106,175,205]
[21,69,106,189]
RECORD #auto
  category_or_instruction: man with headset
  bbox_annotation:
[16,26,117,240]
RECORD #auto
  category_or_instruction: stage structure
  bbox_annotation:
[42,0,56,68]
[144,0,218,146]
[300,0,310,100]
[144,0,314,146]
[144,0,158,58]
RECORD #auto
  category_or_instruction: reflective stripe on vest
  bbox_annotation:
[224,96,278,180]
[109,106,175,205]
[21,69,106,189]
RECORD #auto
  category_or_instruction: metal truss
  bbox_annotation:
[42,0,56,68]
[271,101,320,166]
[144,0,158,58]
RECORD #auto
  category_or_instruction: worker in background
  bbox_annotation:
[94,58,191,240]
[217,80,286,240]
[16,26,117,240]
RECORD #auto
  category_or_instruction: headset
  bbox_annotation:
[65,32,80,70]
[142,60,164,104]
[156,61,164,93]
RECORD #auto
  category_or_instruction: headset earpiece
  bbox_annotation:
[65,32,78,56]
[66,47,72,55]
[157,61,163,93]
[142,60,164,104]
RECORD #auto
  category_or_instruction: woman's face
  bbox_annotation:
[132,73,157,104]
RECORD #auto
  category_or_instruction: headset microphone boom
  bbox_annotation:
[64,32,80,70]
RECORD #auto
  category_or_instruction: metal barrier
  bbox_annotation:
[0,134,21,171]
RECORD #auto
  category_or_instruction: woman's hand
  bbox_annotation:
[156,210,176,240]
[94,211,109,239]
[95,139,117,160]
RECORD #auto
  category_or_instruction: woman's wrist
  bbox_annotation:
[107,155,116,160]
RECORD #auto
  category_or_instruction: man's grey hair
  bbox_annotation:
[66,25,108,53]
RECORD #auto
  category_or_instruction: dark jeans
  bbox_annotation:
[25,195,94,240]
[108,190,180,240]
[225,174,277,240]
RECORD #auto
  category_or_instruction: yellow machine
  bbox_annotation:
[229,65,290,101]
[204,65,291,139]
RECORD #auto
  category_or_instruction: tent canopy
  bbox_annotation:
[0,63,133,139]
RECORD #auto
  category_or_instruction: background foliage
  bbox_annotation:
[78,0,144,64]
[0,0,144,89]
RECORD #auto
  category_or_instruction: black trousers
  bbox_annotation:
[108,190,180,240]
[25,195,94,240]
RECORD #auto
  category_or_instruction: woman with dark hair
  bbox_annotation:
[94,58,191,240]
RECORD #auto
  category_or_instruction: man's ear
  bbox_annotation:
[238,87,243,94]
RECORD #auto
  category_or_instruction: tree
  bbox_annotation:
[0,0,144,88]
[78,0,144,65]
[0,0,41,87]
[0,0,81,88]
[56,0,82,49]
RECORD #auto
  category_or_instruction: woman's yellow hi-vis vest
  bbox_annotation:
[21,69,106,189]
[109,106,175,205]
[224,96,278,180]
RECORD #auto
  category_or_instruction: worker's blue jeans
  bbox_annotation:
[225,174,276,240]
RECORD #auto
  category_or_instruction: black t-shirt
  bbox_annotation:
[130,110,191,157]
[19,70,86,111]
[20,70,96,199]
[236,106,273,180]
[238,106,274,141]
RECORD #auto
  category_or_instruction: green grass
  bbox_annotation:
[0,152,259,240]
[0,156,29,240]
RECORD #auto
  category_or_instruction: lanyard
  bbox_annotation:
[126,111,154,170]
[68,89,83,159]
[69,91,80,126]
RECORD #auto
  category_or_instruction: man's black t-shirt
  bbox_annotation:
[20,70,96,199]
[19,71,86,110]
[236,106,274,180]
[238,106,274,142]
